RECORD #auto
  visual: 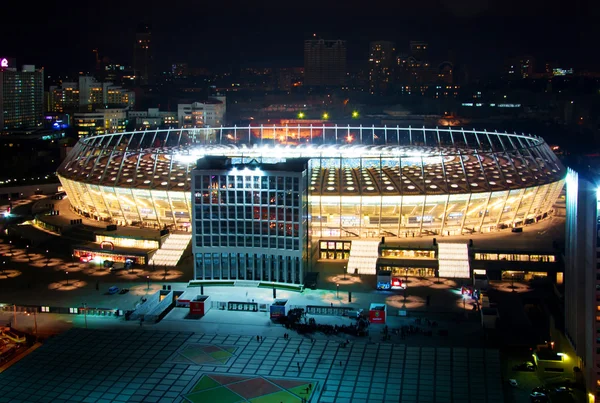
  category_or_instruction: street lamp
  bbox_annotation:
[46,249,49,266]
[336,283,339,299]
[65,271,69,286]
[27,309,38,337]
[343,266,346,280]
[82,303,87,329]
[146,275,150,290]
[1,260,5,275]
[511,273,515,292]
[26,245,29,261]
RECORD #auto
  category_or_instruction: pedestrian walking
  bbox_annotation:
[256,335,260,342]
[297,362,300,370]
[309,383,312,391]
[297,347,300,354]
[339,360,342,366]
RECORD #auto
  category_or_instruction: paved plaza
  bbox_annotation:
[0,328,504,403]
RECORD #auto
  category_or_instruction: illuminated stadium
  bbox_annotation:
[57,126,565,239]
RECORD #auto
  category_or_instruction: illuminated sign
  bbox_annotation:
[0,59,8,68]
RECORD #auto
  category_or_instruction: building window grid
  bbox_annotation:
[193,170,304,284]
[196,173,300,250]
[474,252,555,262]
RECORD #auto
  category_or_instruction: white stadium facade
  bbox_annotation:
[57,125,566,284]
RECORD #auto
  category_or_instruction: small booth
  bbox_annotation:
[190,296,211,316]
[270,299,288,320]
[369,303,387,324]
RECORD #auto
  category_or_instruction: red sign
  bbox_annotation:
[369,309,386,324]
[190,301,205,316]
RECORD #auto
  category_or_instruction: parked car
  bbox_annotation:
[554,386,572,394]
[509,379,518,387]
[346,309,364,319]
[532,386,549,395]
[513,361,536,371]
[108,286,120,295]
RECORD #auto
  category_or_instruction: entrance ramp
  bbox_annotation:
[347,240,380,275]
[148,233,191,267]
[437,242,470,278]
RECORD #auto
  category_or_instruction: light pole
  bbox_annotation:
[26,245,29,261]
[13,304,16,326]
[65,271,69,286]
[82,303,87,329]
[146,275,150,290]
[511,273,515,292]
[336,283,339,299]
[343,266,346,280]
[2,260,5,275]
[45,250,49,266]
[8,240,12,256]
[28,309,38,337]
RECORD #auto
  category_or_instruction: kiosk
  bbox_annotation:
[190,295,211,316]
[270,299,288,320]
[369,303,387,324]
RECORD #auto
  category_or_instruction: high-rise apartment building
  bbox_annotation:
[49,76,135,113]
[304,39,346,87]
[564,167,600,399]
[133,24,153,85]
[368,41,396,95]
[0,64,44,130]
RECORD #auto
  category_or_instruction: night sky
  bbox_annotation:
[1,0,598,77]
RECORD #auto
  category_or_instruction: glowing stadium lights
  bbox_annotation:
[57,126,565,236]
[322,112,329,120]
[352,111,359,118]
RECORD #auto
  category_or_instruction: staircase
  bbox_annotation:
[148,233,192,267]
[437,242,470,278]
[347,240,380,275]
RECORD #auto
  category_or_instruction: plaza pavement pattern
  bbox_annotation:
[0,328,504,403]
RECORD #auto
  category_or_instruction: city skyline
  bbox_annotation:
[2,0,598,77]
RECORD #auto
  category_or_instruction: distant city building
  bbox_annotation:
[73,108,127,137]
[273,68,293,92]
[0,63,44,130]
[171,63,189,77]
[505,56,535,79]
[49,76,135,113]
[409,41,428,60]
[133,24,153,85]
[178,96,226,128]
[128,108,178,129]
[103,64,136,86]
[303,39,346,87]
[368,41,396,95]
[191,156,309,284]
[395,41,453,95]
[564,167,600,398]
